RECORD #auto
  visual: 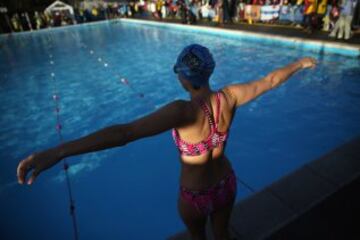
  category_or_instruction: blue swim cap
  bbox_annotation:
[173,44,216,87]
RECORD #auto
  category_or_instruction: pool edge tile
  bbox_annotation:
[267,166,336,213]
[305,137,360,187]
[120,18,360,58]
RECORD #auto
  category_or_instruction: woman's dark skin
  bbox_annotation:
[17,57,316,240]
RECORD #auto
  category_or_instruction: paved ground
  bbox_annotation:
[268,175,360,240]
[133,16,360,47]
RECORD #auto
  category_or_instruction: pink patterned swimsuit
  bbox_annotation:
[172,92,228,156]
[172,91,237,215]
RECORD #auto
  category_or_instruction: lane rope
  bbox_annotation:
[47,42,80,240]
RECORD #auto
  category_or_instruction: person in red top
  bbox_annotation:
[300,0,318,33]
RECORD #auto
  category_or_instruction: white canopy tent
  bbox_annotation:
[45,1,75,16]
[44,1,76,24]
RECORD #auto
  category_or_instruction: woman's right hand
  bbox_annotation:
[17,147,63,185]
[298,57,317,69]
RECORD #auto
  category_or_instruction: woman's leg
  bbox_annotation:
[210,195,236,240]
[178,197,208,240]
[210,171,237,240]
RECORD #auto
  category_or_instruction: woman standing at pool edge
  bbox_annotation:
[17,44,316,240]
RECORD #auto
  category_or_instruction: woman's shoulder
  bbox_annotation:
[171,99,199,122]
[218,87,237,108]
[172,99,197,110]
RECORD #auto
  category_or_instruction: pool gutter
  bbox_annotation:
[1,18,359,57]
[119,18,360,58]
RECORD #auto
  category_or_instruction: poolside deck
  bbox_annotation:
[132,16,360,48]
[168,136,360,239]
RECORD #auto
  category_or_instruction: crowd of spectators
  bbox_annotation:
[3,0,359,40]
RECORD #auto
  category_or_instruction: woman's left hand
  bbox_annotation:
[17,147,63,185]
[298,57,317,69]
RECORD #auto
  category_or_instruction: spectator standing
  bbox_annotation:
[168,0,178,18]
[229,0,238,22]
[353,0,360,28]
[34,11,43,29]
[216,0,224,24]
[236,0,246,22]
[330,0,358,39]
[322,7,331,30]
[200,2,210,19]
[300,0,317,33]
[316,0,328,29]
[188,0,199,23]
[177,0,189,23]
[156,0,164,18]
[19,13,28,30]
[329,0,340,27]
[11,14,22,32]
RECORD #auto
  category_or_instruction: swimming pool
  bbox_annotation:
[0,20,359,240]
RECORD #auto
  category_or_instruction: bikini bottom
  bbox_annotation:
[180,170,237,215]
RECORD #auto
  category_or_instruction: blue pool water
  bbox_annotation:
[0,20,359,239]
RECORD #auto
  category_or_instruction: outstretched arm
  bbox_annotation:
[223,57,317,107]
[17,100,193,185]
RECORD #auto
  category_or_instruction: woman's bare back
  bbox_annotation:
[175,90,236,190]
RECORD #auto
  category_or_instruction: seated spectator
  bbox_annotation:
[261,0,279,23]
[245,2,261,23]
[261,0,272,23]
[292,0,304,27]
[279,0,293,23]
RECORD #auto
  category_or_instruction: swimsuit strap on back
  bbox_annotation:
[172,91,228,156]
[198,99,215,132]
[215,91,221,126]
[198,91,222,130]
